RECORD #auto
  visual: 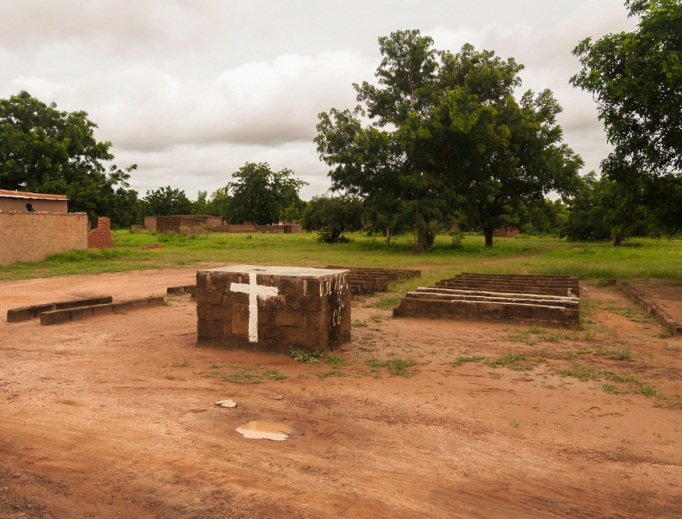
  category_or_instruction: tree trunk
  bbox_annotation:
[484,227,494,247]
[612,233,623,247]
[385,227,392,245]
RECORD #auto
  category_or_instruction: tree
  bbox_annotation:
[437,47,583,246]
[316,31,582,250]
[571,0,682,182]
[225,162,307,225]
[142,186,193,216]
[561,171,656,243]
[301,195,364,243]
[316,31,454,252]
[0,91,139,227]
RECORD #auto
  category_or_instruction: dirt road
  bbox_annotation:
[1,271,681,518]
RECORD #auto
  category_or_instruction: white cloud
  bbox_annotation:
[0,0,639,199]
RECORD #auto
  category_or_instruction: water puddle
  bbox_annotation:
[236,421,292,441]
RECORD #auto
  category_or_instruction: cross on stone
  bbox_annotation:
[230,273,279,342]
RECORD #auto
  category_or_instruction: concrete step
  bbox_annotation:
[410,289,579,309]
[393,296,579,328]
[436,283,578,298]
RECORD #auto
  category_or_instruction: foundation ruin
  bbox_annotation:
[196,265,350,352]
[393,273,580,328]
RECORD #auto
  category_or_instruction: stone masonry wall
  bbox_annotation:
[196,266,351,353]
[87,217,115,248]
[0,213,88,265]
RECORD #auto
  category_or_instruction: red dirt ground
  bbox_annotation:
[632,281,682,322]
[1,271,681,518]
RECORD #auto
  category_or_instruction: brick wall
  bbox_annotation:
[156,215,206,234]
[87,217,115,248]
[0,213,88,265]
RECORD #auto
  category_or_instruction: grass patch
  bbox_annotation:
[172,359,191,368]
[352,319,368,328]
[291,349,323,364]
[555,362,602,381]
[222,370,262,384]
[365,358,418,377]
[371,295,404,310]
[635,382,659,397]
[485,353,539,371]
[450,355,485,367]
[316,370,346,379]
[325,355,349,367]
[263,369,288,381]
[506,327,578,345]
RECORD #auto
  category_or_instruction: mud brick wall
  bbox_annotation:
[0,213,88,265]
[196,266,351,353]
[156,216,206,234]
[87,217,114,248]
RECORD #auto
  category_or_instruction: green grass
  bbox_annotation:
[291,349,324,364]
[450,355,485,367]
[365,357,418,377]
[2,231,681,283]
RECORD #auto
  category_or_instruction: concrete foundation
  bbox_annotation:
[196,265,350,352]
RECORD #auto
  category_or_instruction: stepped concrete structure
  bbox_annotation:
[393,273,580,328]
[326,266,421,296]
[196,265,350,352]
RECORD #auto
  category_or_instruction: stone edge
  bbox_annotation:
[612,280,682,337]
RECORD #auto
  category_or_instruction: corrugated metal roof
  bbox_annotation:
[0,189,68,201]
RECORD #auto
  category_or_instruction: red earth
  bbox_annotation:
[1,270,681,518]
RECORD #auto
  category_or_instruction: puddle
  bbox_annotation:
[236,421,292,441]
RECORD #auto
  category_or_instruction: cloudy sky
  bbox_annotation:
[0,0,637,200]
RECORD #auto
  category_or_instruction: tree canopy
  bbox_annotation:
[571,0,682,182]
[316,31,582,248]
[142,186,194,216]
[301,195,364,243]
[224,162,307,225]
[0,91,138,226]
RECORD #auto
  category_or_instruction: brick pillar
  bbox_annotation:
[87,217,115,248]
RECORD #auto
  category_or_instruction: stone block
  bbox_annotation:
[70,306,93,320]
[196,265,350,352]
[33,303,57,316]
[196,289,223,305]
[92,304,114,316]
[40,309,71,325]
[112,302,132,313]
[7,307,34,322]
[130,298,150,308]
[148,297,165,307]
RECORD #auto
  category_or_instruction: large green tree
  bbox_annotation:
[225,162,307,225]
[316,31,453,252]
[571,0,682,181]
[301,195,364,243]
[316,31,582,249]
[142,186,194,216]
[0,91,138,227]
[438,47,583,246]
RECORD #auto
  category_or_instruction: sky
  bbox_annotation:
[0,0,638,200]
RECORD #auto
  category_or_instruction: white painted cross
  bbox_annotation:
[230,273,279,342]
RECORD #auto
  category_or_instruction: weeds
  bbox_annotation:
[172,359,191,368]
[451,355,485,367]
[485,353,538,371]
[371,296,404,310]
[263,369,287,381]
[325,355,349,367]
[291,349,323,364]
[352,320,368,328]
[222,370,262,384]
[636,382,659,397]
[365,358,418,377]
[316,370,346,379]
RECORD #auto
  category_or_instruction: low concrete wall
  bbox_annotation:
[0,213,88,265]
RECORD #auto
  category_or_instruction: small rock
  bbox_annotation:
[216,399,237,408]
[272,395,284,400]
[12,473,21,478]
